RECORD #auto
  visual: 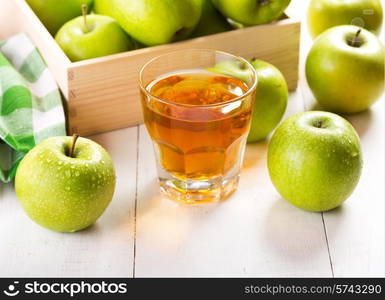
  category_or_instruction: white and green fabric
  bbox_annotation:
[0,34,66,183]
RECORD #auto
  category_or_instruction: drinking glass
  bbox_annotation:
[139,49,257,204]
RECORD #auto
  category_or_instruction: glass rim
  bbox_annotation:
[138,48,258,108]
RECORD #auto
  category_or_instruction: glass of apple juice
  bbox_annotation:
[139,49,257,204]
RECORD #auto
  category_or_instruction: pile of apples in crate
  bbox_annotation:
[26,0,291,61]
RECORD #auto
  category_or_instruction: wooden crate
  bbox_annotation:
[1,0,300,136]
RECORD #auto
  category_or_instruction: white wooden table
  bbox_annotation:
[0,1,384,278]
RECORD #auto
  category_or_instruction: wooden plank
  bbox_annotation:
[0,127,138,276]
[134,87,332,277]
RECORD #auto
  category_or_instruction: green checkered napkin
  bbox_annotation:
[0,33,66,183]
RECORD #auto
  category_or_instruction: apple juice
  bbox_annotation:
[140,70,253,181]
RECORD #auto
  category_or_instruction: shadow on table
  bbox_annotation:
[345,109,374,138]
[262,197,339,260]
[75,222,102,235]
[243,141,268,169]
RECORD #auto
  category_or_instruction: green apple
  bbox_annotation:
[211,0,291,25]
[55,14,135,62]
[208,58,288,142]
[190,0,232,38]
[268,111,362,212]
[94,0,202,46]
[15,135,116,232]
[248,59,288,142]
[308,0,383,39]
[26,0,93,35]
[306,25,385,114]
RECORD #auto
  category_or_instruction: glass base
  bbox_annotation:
[159,174,240,204]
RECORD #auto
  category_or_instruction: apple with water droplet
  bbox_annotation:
[267,111,363,212]
[306,25,385,114]
[55,6,135,62]
[15,135,116,232]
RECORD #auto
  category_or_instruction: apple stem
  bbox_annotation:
[349,28,362,47]
[82,4,89,31]
[69,134,80,158]
[315,120,323,128]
